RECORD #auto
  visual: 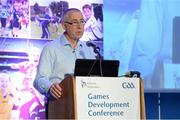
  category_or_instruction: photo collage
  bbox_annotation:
[0,0,103,119]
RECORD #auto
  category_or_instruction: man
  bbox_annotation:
[81,4,103,57]
[128,0,180,89]
[33,8,96,100]
[81,4,103,41]
[40,7,51,39]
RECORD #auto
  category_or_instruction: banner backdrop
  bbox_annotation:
[0,0,103,119]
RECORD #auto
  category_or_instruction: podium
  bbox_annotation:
[47,76,75,119]
[47,76,146,119]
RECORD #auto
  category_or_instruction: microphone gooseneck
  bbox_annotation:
[86,41,103,76]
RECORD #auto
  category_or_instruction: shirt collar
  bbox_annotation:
[59,34,83,48]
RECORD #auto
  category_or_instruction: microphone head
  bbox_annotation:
[125,71,141,78]
[86,41,96,47]
[86,41,101,59]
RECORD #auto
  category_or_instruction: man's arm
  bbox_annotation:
[33,45,54,96]
[33,45,63,99]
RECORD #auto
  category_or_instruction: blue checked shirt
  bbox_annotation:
[33,34,96,96]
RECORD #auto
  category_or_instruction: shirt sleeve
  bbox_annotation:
[33,45,54,96]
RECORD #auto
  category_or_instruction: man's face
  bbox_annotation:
[62,11,85,41]
[83,8,92,20]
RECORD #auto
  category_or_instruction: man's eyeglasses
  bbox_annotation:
[65,20,86,26]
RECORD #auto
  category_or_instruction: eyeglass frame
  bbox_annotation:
[64,20,86,26]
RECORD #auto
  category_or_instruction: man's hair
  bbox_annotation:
[61,8,81,23]
[82,4,92,10]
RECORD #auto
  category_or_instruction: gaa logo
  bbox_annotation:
[122,82,135,89]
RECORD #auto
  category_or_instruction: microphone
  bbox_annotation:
[86,41,101,59]
[72,49,75,53]
[86,41,103,76]
[125,71,141,78]
[119,71,141,78]
[86,41,96,48]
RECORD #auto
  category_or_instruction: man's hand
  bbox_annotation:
[49,83,62,99]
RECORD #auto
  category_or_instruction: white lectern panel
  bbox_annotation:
[75,77,140,119]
